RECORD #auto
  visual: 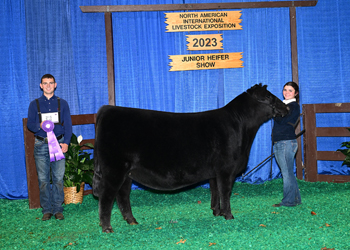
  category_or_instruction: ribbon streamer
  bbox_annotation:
[42,120,65,162]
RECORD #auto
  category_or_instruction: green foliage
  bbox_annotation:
[64,133,94,192]
[337,128,350,167]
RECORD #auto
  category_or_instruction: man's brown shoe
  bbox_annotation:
[54,212,64,220]
[42,213,53,221]
[272,204,282,207]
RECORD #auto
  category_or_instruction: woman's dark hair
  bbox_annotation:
[284,81,299,99]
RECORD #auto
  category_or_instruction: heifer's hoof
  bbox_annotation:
[212,210,221,217]
[224,214,234,220]
[219,211,234,220]
[126,218,139,225]
[211,206,221,217]
[100,223,114,233]
[102,227,114,233]
[123,216,138,225]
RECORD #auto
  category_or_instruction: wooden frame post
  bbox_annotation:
[289,6,303,179]
[105,12,116,106]
[23,121,40,209]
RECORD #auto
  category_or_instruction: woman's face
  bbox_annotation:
[283,85,298,100]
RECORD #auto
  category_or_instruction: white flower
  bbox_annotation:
[77,135,83,144]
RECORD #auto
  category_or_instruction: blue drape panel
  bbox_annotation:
[1,0,349,199]
[69,0,110,139]
[25,0,80,116]
[0,0,29,199]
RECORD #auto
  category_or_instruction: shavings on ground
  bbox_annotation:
[176,239,186,244]
[0,179,349,249]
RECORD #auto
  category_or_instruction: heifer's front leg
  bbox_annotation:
[217,175,234,220]
[209,178,220,216]
[116,177,138,225]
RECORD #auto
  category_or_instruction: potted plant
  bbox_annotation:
[337,128,350,167]
[63,133,94,204]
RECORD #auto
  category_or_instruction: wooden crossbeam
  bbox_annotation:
[80,1,317,13]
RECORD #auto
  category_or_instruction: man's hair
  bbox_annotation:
[41,74,56,83]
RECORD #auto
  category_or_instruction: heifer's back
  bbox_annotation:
[93,83,288,233]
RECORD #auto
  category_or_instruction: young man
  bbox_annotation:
[27,74,72,220]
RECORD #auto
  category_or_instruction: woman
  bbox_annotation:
[272,81,302,207]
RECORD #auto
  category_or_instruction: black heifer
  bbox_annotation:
[93,83,288,233]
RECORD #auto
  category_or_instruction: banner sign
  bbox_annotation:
[169,52,243,71]
[186,34,223,51]
[165,11,242,32]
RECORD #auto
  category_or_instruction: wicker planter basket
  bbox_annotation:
[64,182,85,205]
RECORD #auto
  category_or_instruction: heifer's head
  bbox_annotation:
[247,83,289,117]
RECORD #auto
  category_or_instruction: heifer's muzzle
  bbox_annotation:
[272,103,289,117]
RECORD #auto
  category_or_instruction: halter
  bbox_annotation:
[246,90,279,117]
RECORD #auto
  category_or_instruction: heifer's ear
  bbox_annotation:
[257,83,268,90]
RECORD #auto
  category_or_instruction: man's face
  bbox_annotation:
[40,78,57,96]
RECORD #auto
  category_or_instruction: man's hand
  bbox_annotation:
[60,143,68,153]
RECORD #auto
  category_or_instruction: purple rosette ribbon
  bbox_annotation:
[42,120,65,162]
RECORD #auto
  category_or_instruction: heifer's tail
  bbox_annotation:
[92,106,105,198]
[92,153,102,197]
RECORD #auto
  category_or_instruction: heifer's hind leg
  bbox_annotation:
[209,178,221,216]
[99,183,119,233]
[116,177,138,225]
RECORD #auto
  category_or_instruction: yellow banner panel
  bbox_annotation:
[186,34,223,51]
[169,53,243,71]
[165,11,242,32]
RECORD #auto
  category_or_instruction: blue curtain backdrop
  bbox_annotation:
[297,0,350,175]
[0,0,29,199]
[1,0,349,199]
